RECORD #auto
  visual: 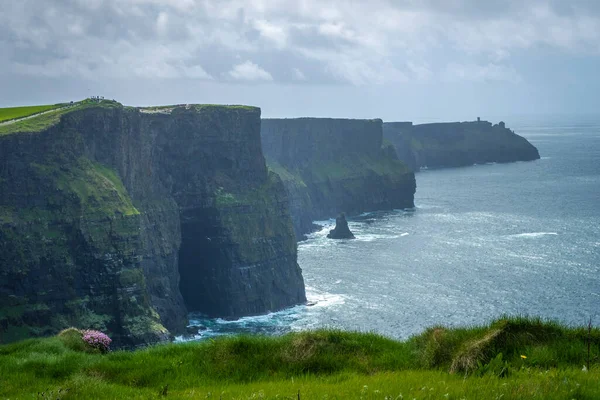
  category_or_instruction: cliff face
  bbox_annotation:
[0,102,305,346]
[383,120,540,170]
[262,118,416,238]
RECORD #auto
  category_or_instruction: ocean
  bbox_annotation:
[179,116,600,341]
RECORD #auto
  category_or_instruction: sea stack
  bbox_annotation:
[261,118,416,239]
[327,214,355,239]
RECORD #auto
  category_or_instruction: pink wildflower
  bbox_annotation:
[82,330,112,352]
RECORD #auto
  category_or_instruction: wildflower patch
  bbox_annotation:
[82,330,112,353]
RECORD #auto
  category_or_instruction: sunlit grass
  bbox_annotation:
[0,104,65,122]
[0,316,598,399]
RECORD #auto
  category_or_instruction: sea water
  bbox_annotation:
[179,115,600,341]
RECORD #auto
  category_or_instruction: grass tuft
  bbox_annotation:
[57,328,88,352]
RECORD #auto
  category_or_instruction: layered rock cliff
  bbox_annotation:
[261,118,416,238]
[383,120,540,171]
[0,100,305,346]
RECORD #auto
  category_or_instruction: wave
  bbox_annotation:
[358,211,375,217]
[509,232,558,239]
[174,286,344,343]
[305,286,346,308]
[356,233,401,242]
[415,203,442,210]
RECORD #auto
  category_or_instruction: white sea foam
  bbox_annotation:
[400,232,409,237]
[305,286,346,308]
[510,232,558,238]
[356,234,400,242]
[174,286,344,342]
[415,203,441,210]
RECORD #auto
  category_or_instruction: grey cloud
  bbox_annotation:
[1,0,599,90]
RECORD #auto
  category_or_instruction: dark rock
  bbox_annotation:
[184,325,207,335]
[327,214,355,239]
[185,326,199,335]
[383,120,540,171]
[0,103,306,346]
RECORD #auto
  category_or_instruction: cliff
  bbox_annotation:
[383,120,540,170]
[261,118,416,238]
[0,100,306,346]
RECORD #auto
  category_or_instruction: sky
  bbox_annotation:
[1,0,600,122]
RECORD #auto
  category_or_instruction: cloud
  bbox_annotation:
[406,61,433,82]
[1,0,600,87]
[292,67,307,81]
[443,62,522,83]
[254,19,288,49]
[228,61,273,81]
[156,12,169,37]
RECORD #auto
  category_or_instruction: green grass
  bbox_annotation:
[139,104,260,112]
[0,316,598,399]
[0,99,122,135]
[0,100,259,136]
[0,104,65,122]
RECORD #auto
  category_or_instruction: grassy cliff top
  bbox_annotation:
[263,117,383,122]
[0,103,67,123]
[0,99,122,135]
[0,316,598,399]
[139,104,259,113]
[0,100,259,136]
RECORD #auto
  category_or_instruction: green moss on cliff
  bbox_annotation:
[269,156,410,188]
[0,152,158,344]
[306,155,411,183]
[29,158,139,218]
[66,160,139,217]
[410,137,424,150]
[267,162,307,187]
[214,172,297,263]
[214,187,239,207]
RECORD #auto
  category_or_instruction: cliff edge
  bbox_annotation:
[383,120,540,170]
[0,100,306,346]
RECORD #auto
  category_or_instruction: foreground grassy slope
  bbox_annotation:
[0,104,65,123]
[0,317,598,399]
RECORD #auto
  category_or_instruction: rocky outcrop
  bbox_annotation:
[327,214,355,239]
[262,118,416,238]
[383,120,540,170]
[0,101,306,346]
